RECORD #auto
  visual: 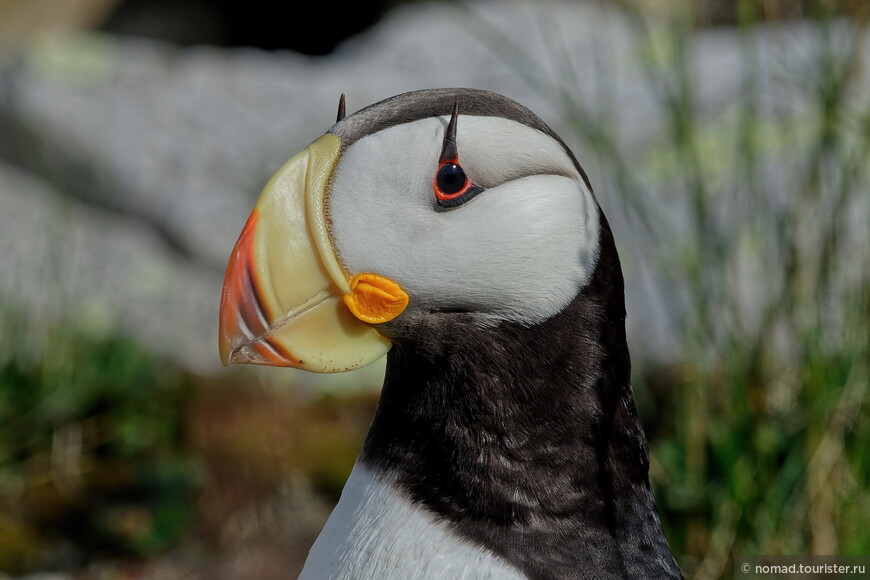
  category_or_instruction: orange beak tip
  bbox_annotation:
[217,210,299,368]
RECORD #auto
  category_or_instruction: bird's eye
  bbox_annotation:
[436,163,467,196]
[433,161,485,209]
[433,102,485,209]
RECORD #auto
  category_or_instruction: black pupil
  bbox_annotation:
[437,163,466,195]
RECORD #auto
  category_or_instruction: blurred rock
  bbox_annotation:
[0,0,867,376]
[0,160,221,373]
[0,0,659,376]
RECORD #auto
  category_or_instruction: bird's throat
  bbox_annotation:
[360,217,681,580]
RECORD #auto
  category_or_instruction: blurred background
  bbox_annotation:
[0,0,867,578]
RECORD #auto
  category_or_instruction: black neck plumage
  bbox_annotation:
[361,216,681,580]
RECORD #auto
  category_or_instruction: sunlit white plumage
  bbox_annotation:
[300,464,525,579]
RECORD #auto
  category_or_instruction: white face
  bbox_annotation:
[326,115,601,326]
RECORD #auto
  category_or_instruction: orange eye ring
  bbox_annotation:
[433,161,485,209]
[434,161,471,200]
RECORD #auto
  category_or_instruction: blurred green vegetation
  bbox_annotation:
[0,308,198,572]
[0,304,379,575]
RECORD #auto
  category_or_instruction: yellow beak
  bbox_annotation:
[218,134,406,373]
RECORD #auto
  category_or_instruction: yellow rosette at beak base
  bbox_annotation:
[218,134,406,373]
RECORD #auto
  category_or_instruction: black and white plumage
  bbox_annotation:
[219,88,682,579]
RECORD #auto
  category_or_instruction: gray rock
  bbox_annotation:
[0,160,222,373]
[0,0,867,376]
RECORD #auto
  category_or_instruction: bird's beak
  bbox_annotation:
[218,134,403,373]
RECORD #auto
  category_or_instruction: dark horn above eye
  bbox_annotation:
[439,101,459,162]
[336,93,347,123]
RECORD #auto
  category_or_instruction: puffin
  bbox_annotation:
[218,88,682,579]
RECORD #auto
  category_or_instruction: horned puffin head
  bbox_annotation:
[219,88,681,579]
[219,88,603,368]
